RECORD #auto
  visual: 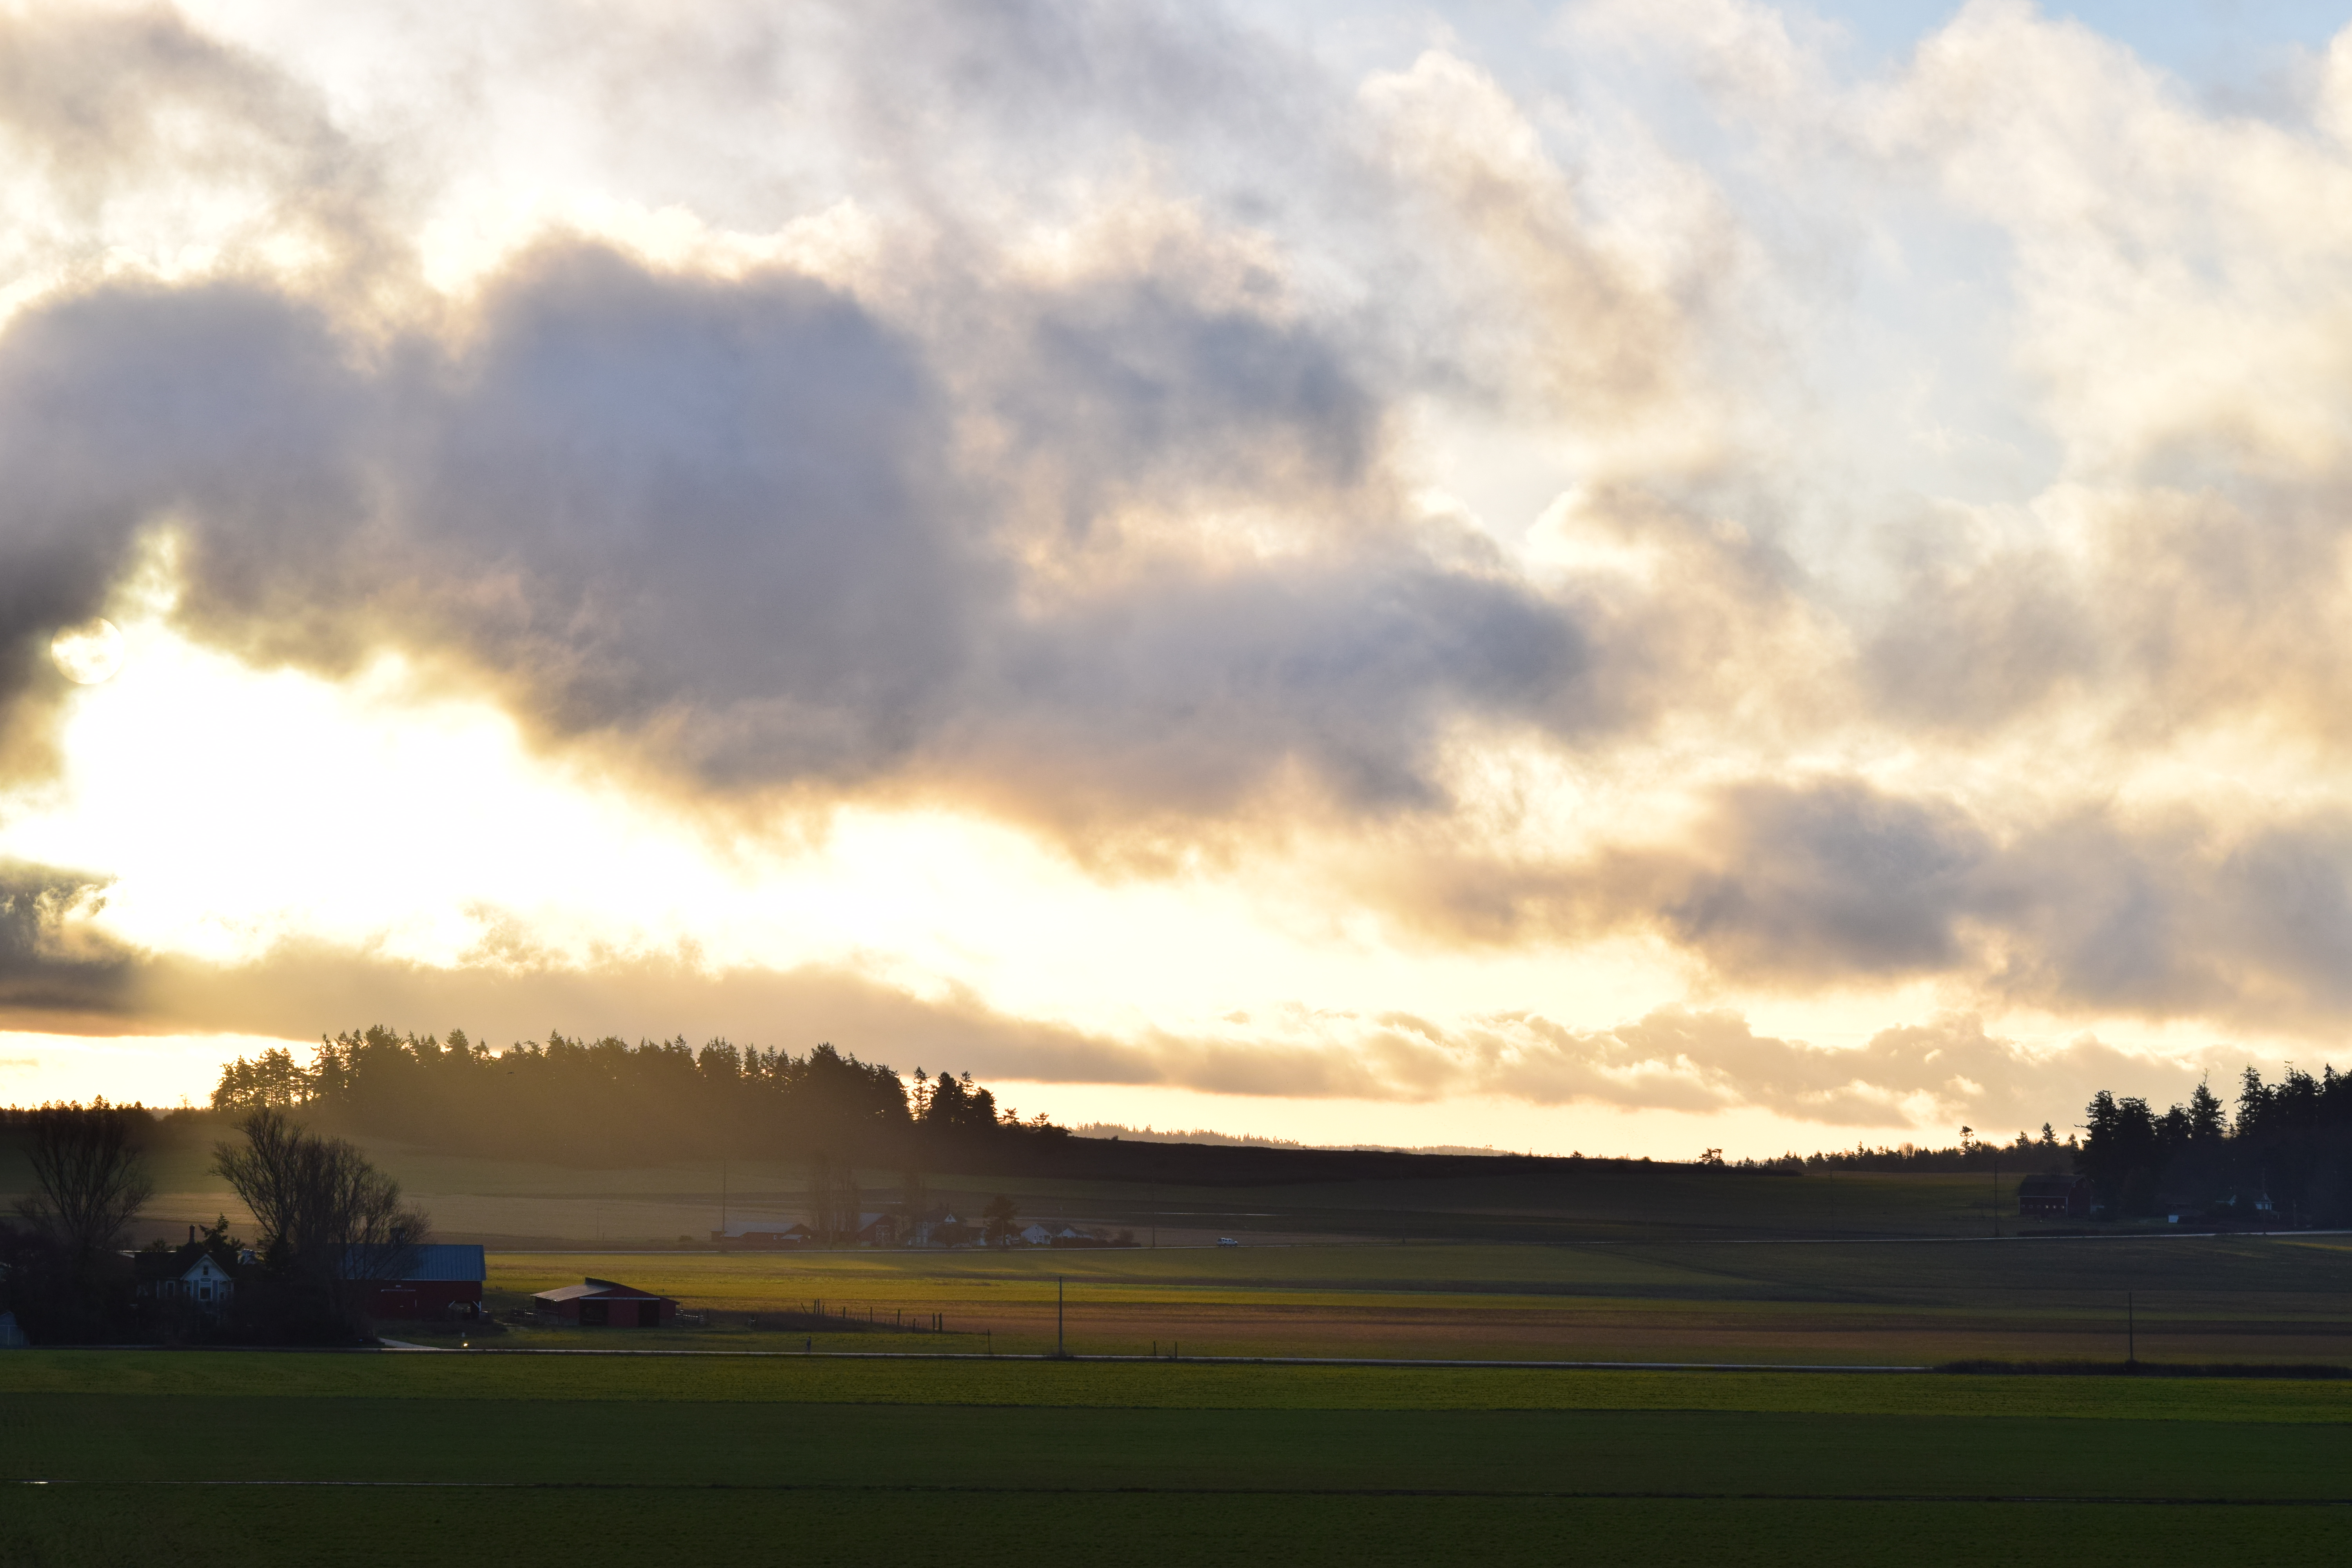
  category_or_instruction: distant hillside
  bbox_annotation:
[1071,1123,1535,1158]
[1067,1122,1304,1150]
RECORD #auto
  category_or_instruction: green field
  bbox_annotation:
[4,1352,2346,1566]
[472,1234,2352,1365]
[61,1120,2094,1249]
[10,1132,2350,1561]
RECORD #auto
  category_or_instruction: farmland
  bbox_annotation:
[469,1234,2352,1366]
[4,1352,2347,1566]
[13,1122,2351,1366]
[82,1117,2078,1250]
[7,1129,2350,1562]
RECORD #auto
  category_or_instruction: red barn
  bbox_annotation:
[2017,1174,2094,1220]
[533,1277,677,1327]
[339,1244,486,1319]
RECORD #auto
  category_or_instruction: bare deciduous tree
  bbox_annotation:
[806,1149,861,1245]
[18,1102,152,1263]
[213,1109,428,1330]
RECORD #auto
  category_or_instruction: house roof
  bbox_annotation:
[717,1220,810,1238]
[338,1243,486,1283]
[533,1277,670,1303]
[133,1244,234,1283]
[2017,1173,2088,1195]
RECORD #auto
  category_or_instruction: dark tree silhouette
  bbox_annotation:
[18,1102,152,1265]
[214,1109,428,1339]
[2073,1063,2352,1223]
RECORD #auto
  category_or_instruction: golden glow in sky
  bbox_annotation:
[1,1,2345,1154]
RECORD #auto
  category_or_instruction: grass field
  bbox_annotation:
[9,1133,2347,1561]
[52,1122,2091,1249]
[4,1352,2346,1566]
[477,1234,2352,1365]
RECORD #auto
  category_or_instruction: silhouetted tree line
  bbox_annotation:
[0,1101,151,1342]
[1,1100,429,1345]
[1724,1124,2078,1175]
[211,1027,1065,1165]
[2077,1065,2352,1223]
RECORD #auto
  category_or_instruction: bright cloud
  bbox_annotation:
[0,0,2345,1155]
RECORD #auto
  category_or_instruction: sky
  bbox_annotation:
[2,0,2349,1158]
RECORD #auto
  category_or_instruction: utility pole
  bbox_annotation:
[720,1152,729,1245]
[1991,1154,1999,1239]
[1057,1275,1065,1359]
[2127,1290,2136,1369]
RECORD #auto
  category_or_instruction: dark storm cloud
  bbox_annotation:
[0,247,981,784]
[0,2,1762,824]
[0,281,373,684]
[0,232,1664,819]
[0,859,133,1016]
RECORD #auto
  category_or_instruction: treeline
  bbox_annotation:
[2077,1065,2352,1223]
[1722,1125,2077,1176]
[2,1100,430,1345]
[211,1027,1067,1166]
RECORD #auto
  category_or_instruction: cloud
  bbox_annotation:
[1368,777,2352,1034]
[14,0,2352,1076]
[26,929,2226,1134]
[0,858,134,1016]
[0,4,1791,838]
[0,228,1729,828]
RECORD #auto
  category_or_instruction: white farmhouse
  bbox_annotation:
[133,1244,239,1318]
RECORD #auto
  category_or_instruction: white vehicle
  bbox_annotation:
[1216,1237,1238,1247]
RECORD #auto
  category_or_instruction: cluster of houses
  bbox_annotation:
[2015,1173,2279,1225]
[125,1231,690,1332]
[712,1213,1118,1250]
[127,1230,494,1325]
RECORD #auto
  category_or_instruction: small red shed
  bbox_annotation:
[533,1277,678,1327]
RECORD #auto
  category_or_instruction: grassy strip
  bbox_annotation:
[1943,1360,2352,1379]
[8,1397,2350,1499]
[4,1350,2352,1423]
[6,1487,2347,1568]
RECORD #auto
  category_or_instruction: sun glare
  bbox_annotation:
[48,617,125,685]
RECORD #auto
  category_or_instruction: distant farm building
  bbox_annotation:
[713,1220,812,1249]
[133,1243,239,1319]
[339,1243,487,1320]
[2017,1174,2094,1220]
[910,1213,973,1246]
[534,1277,678,1327]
